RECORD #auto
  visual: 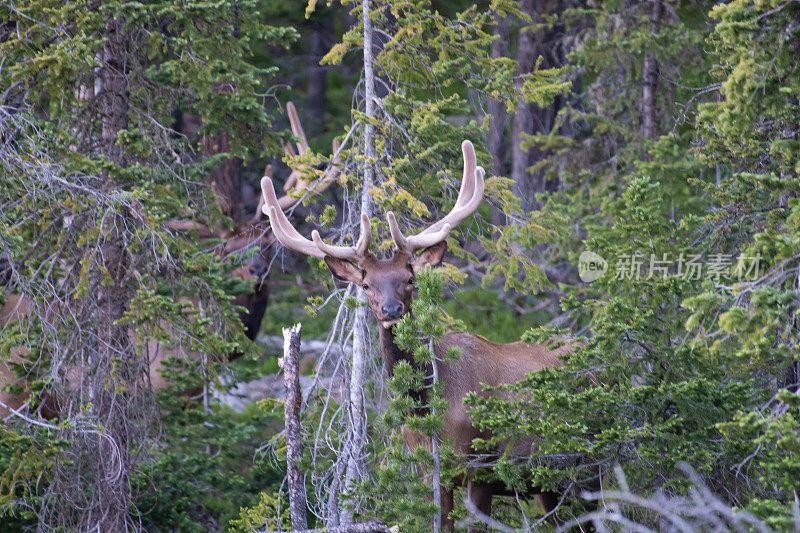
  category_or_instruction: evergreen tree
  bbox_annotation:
[467,0,800,528]
[686,1,800,527]
[0,0,294,528]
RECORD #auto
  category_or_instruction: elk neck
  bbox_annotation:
[377,318,434,408]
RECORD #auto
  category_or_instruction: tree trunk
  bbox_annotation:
[642,0,662,140]
[95,13,133,531]
[512,0,565,207]
[341,0,376,523]
[204,128,242,220]
[204,81,242,220]
[284,324,309,530]
[511,0,536,206]
[488,17,509,226]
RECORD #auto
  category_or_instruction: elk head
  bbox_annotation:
[259,140,484,328]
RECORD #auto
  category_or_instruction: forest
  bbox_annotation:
[1,0,799,531]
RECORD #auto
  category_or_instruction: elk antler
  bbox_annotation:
[260,139,485,263]
[261,177,372,261]
[277,102,341,208]
[387,140,485,254]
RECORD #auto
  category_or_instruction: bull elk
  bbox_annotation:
[166,101,342,343]
[0,102,339,418]
[260,140,579,529]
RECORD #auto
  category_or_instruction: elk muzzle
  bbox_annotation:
[381,301,404,320]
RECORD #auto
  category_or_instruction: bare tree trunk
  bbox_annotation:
[341,0,376,523]
[342,307,368,522]
[488,17,509,226]
[284,324,308,530]
[642,0,662,140]
[511,0,536,207]
[95,13,133,531]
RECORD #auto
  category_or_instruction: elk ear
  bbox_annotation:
[324,256,363,284]
[411,241,447,274]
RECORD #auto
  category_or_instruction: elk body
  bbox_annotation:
[260,140,578,529]
[0,102,339,418]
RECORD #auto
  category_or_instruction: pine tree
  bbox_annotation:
[685,1,800,527]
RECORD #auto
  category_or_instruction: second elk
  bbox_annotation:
[0,102,339,418]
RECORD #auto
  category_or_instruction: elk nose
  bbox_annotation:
[381,302,403,319]
[249,261,267,278]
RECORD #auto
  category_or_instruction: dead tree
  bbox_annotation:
[284,323,308,530]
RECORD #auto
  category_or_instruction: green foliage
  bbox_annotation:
[228,489,292,533]
[0,0,294,527]
[683,0,800,524]
[134,388,285,532]
[360,268,457,532]
[0,427,65,529]
[464,0,800,528]
[468,175,760,504]
[479,211,555,295]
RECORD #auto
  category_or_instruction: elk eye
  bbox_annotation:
[408,276,415,285]
[362,283,369,290]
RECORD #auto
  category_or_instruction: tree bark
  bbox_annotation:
[95,13,133,531]
[642,0,662,140]
[284,324,308,530]
[101,18,128,169]
[511,0,566,206]
[489,17,509,226]
[204,128,242,220]
[341,0,376,523]
[204,81,242,220]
